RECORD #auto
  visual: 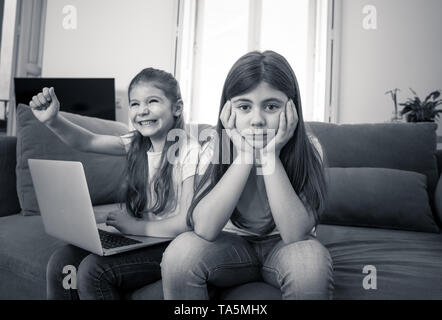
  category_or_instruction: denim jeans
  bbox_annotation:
[161,231,334,300]
[46,242,169,300]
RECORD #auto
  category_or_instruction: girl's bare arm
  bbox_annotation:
[259,100,315,244]
[261,156,316,244]
[46,114,126,156]
[29,87,126,156]
[190,101,258,241]
[191,155,253,241]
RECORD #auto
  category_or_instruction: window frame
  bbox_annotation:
[176,0,341,124]
[324,0,341,124]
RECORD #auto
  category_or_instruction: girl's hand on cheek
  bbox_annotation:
[286,99,299,137]
[262,99,298,157]
[105,208,140,235]
[220,100,254,158]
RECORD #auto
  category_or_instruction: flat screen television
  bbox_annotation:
[14,78,116,121]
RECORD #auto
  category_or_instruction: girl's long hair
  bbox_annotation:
[187,51,327,233]
[123,68,184,218]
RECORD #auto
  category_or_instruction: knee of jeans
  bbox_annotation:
[161,231,207,276]
[277,239,333,274]
[46,245,80,283]
[77,254,107,291]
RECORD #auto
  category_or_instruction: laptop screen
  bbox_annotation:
[14,78,116,121]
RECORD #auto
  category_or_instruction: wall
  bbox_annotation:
[337,0,442,130]
[42,0,178,124]
[0,0,4,48]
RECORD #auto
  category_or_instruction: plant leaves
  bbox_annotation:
[409,88,418,96]
[400,106,412,115]
[424,90,441,103]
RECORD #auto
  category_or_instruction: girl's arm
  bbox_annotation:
[261,156,316,244]
[191,101,255,242]
[46,114,126,155]
[259,100,315,244]
[106,176,195,238]
[192,154,253,241]
[29,87,126,156]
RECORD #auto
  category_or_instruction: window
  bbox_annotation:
[178,0,331,125]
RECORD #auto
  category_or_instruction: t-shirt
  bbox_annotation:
[199,132,324,237]
[120,132,200,221]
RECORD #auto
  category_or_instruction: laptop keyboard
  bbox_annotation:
[98,229,142,249]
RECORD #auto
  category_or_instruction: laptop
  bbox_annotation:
[28,159,172,256]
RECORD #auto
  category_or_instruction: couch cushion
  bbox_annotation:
[16,104,129,216]
[0,136,21,216]
[320,167,439,233]
[0,203,123,299]
[0,214,66,299]
[307,122,439,193]
[316,224,442,299]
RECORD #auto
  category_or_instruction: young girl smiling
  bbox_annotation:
[29,68,200,299]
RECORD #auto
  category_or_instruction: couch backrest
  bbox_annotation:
[15,104,129,216]
[307,122,439,193]
[2,120,441,219]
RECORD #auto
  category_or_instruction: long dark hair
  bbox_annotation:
[124,68,184,218]
[187,51,327,233]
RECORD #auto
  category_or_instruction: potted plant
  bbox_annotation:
[400,88,442,123]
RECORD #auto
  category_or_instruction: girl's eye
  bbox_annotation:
[130,103,139,108]
[236,105,251,111]
[148,99,159,104]
[265,104,280,112]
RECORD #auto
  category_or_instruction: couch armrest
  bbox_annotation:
[0,136,21,217]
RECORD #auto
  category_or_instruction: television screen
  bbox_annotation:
[14,78,116,121]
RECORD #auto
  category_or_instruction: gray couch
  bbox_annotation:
[1,105,442,300]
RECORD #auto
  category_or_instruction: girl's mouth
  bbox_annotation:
[138,120,157,126]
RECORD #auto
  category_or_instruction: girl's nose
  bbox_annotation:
[138,104,150,115]
[250,109,265,127]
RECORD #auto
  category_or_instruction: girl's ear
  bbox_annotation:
[173,100,183,117]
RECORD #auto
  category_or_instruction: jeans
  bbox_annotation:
[46,242,169,300]
[161,231,334,300]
